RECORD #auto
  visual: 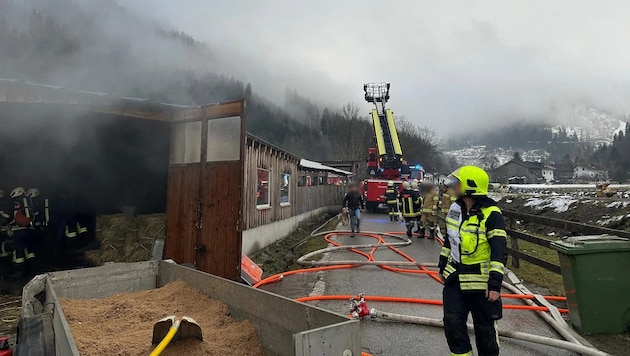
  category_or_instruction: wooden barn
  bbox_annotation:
[0,78,351,280]
[242,136,350,254]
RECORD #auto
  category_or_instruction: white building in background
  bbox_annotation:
[542,166,556,183]
[574,164,609,181]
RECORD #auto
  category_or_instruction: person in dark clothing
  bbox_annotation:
[398,181,421,237]
[0,189,12,278]
[385,181,399,221]
[342,182,365,237]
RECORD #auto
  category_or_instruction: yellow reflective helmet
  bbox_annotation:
[387,180,394,187]
[449,166,489,196]
[410,181,419,189]
[402,181,410,190]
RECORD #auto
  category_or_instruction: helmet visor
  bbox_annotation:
[443,174,459,187]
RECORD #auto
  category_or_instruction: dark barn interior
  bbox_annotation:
[0,104,171,214]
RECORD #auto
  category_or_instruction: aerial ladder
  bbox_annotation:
[362,82,409,210]
[364,82,404,179]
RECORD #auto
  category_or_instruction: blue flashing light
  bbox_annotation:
[414,164,421,170]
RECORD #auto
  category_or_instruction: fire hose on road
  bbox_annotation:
[370,310,610,356]
[253,224,608,355]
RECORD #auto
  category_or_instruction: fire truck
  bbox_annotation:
[362,83,423,210]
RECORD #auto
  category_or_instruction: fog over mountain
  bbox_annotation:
[123,0,630,136]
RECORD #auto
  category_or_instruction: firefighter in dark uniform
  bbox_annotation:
[398,181,420,237]
[438,166,507,356]
[9,187,36,274]
[385,181,398,221]
[0,189,12,278]
[26,188,49,230]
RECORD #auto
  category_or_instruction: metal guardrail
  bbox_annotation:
[439,209,629,275]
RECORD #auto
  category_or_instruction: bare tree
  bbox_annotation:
[341,102,361,121]
[480,152,500,171]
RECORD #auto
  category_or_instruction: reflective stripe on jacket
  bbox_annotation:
[422,191,438,213]
[385,188,398,204]
[398,189,420,217]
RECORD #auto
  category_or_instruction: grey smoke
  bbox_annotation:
[123,0,630,135]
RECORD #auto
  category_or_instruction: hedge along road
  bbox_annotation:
[259,212,577,356]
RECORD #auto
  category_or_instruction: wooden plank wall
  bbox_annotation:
[295,185,344,216]
[243,136,344,230]
[243,137,299,230]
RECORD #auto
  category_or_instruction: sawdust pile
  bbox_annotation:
[85,213,165,266]
[59,280,264,356]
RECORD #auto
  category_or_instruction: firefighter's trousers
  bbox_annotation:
[443,281,502,356]
[11,229,36,265]
[387,203,398,221]
[421,212,437,227]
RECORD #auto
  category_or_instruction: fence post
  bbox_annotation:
[509,217,520,268]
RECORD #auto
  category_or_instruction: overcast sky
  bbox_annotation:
[124,0,630,134]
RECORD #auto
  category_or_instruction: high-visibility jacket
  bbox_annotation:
[385,188,398,205]
[441,198,507,292]
[421,190,438,214]
[398,189,420,218]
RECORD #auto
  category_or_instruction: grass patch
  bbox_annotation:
[506,236,565,296]
[251,213,339,276]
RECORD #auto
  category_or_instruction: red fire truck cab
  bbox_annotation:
[0,336,12,356]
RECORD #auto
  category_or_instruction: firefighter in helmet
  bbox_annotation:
[410,179,423,233]
[420,180,439,239]
[438,166,507,356]
[9,187,36,274]
[26,188,49,230]
[398,181,420,237]
[385,181,399,221]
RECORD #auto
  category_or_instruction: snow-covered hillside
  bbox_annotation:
[445,106,627,168]
[552,106,626,145]
[445,146,549,167]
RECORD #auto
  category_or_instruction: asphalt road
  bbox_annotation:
[261,212,577,356]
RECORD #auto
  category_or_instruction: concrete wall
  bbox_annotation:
[242,205,339,256]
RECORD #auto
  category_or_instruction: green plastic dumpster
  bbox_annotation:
[551,235,630,334]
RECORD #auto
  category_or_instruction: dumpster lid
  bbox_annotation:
[551,235,630,255]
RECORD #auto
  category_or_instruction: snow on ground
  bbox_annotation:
[524,196,577,213]
[511,184,630,190]
[606,201,630,209]
[596,214,629,225]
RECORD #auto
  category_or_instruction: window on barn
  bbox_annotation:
[280,173,291,206]
[207,116,241,162]
[171,122,202,164]
[298,176,306,187]
[257,168,270,208]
